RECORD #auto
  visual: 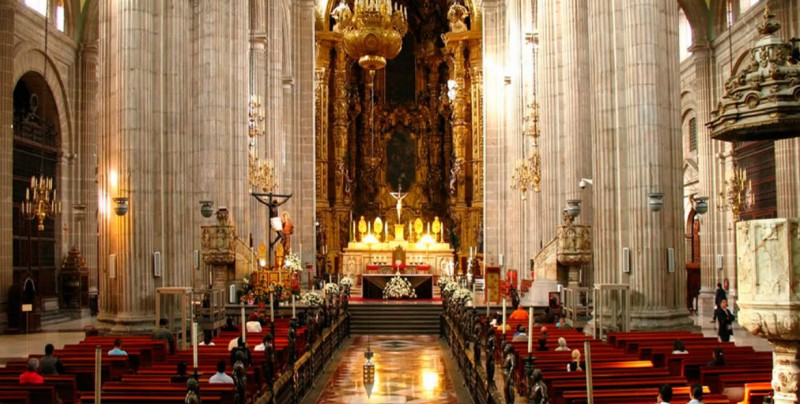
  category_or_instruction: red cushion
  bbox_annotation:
[417,265,431,271]
[366,265,380,271]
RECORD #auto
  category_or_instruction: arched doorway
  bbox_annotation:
[10,72,60,330]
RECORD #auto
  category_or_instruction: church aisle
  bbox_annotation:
[312,335,461,403]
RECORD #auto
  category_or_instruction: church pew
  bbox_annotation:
[739,382,773,404]
[0,385,58,404]
[607,330,697,347]
[80,393,223,403]
[701,366,772,393]
[100,381,235,403]
[549,376,689,403]
[0,375,78,404]
[641,343,755,367]
[82,337,168,361]
[0,391,30,404]
[668,351,772,380]
[1,359,116,391]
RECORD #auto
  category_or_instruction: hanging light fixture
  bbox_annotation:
[23,0,60,231]
[246,15,277,193]
[511,101,542,196]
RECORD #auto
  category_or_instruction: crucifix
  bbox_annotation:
[251,192,293,266]
[389,185,408,222]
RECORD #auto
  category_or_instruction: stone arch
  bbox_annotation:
[79,0,99,43]
[13,45,73,154]
[677,0,710,42]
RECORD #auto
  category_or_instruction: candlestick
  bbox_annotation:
[241,306,246,342]
[502,298,507,336]
[486,302,490,318]
[192,322,199,370]
[499,254,504,266]
[527,307,533,353]
[270,292,274,322]
[384,220,388,241]
[292,295,296,318]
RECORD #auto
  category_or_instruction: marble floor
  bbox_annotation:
[312,335,461,404]
[0,316,97,366]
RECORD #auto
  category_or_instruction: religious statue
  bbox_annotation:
[287,326,297,366]
[486,332,495,385]
[262,333,276,390]
[233,351,248,404]
[389,185,408,222]
[472,310,482,363]
[528,369,548,404]
[447,2,469,33]
[502,343,516,404]
[281,211,294,253]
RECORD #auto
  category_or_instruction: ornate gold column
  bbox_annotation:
[315,42,331,206]
[443,38,468,203]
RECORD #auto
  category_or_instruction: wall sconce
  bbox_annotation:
[647,192,664,212]
[112,197,129,216]
[693,196,709,215]
[199,200,214,218]
[565,199,582,218]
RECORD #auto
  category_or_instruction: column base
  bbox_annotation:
[97,312,156,333]
[629,308,697,331]
[698,288,716,320]
[772,341,800,404]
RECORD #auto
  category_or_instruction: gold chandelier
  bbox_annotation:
[246,25,276,193]
[23,174,61,231]
[511,102,542,196]
[332,0,409,71]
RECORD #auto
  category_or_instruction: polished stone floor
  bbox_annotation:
[314,335,460,404]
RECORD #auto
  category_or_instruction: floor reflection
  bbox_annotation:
[317,335,459,404]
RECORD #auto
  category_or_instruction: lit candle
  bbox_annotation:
[241,306,246,342]
[528,307,533,353]
[486,301,490,317]
[384,220,388,241]
[499,254,504,266]
[502,298,507,336]
[192,322,199,370]
[25,188,29,201]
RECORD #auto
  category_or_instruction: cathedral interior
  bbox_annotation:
[1,0,800,402]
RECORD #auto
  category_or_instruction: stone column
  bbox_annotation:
[0,0,13,328]
[481,0,506,266]
[588,0,691,330]
[690,41,723,319]
[249,0,268,247]
[775,138,800,217]
[76,42,99,291]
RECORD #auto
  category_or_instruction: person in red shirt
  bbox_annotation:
[19,358,44,384]
[508,304,529,321]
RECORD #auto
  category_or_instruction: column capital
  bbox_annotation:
[688,40,712,58]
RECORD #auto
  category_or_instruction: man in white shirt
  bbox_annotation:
[254,333,272,351]
[209,360,234,384]
[245,320,262,333]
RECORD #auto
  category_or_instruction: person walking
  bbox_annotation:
[715,299,735,342]
[712,283,727,323]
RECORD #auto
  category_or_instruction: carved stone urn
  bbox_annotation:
[736,219,800,403]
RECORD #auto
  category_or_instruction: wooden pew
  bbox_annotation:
[0,384,58,404]
[0,375,78,404]
[0,391,31,404]
[739,382,773,404]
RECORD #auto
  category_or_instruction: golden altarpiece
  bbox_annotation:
[313,1,484,276]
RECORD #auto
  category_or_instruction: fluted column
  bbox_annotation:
[690,41,722,319]
[588,0,691,330]
[248,0,268,250]
[76,42,99,290]
[0,0,13,327]
[775,138,800,217]
[481,0,506,265]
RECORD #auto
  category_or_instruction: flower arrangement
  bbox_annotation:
[338,276,354,288]
[301,292,324,307]
[437,277,453,289]
[442,281,459,297]
[323,282,340,297]
[284,253,303,273]
[451,287,473,306]
[383,275,417,299]
[290,279,302,296]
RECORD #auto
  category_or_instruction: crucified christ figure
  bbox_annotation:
[389,185,408,222]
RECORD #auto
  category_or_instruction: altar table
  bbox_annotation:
[362,274,434,299]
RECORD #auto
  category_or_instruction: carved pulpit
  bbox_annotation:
[556,213,592,287]
[201,208,236,301]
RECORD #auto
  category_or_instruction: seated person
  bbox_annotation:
[555,337,570,352]
[657,383,673,404]
[245,319,262,333]
[230,337,251,367]
[171,361,190,383]
[199,332,215,346]
[672,339,688,354]
[707,348,725,367]
[513,324,527,337]
[221,317,239,332]
[254,333,273,351]
[152,318,175,354]
[539,325,549,341]
[209,360,234,384]
[687,384,703,404]
[19,358,44,384]
[536,337,549,351]
[108,339,128,356]
[539,307,555,324]
[567,349,584,372]
[508,304,529,321]
[39,343,65,375]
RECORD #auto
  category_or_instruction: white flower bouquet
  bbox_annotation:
[451,287,473,306]
[338,276,354,287]
[323,282,340,296]
[284,253,303,273]
[442,281,459,297]
[383,275,417,299]
[437,277,452,288]
[301,291,324,307]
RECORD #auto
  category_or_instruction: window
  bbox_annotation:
[739,0,761,14]
[24,0,47,16]
[24,0,64,32]
[55,0,64,32]
[689,118,697,152]
[678,9,692,61]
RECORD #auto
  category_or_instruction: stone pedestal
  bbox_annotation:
[201,209,237,303]
[736,219,800,404]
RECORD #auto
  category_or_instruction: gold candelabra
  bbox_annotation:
[332,0,409,71]
[717,167,750,222]
[511,102,542,195]
[22,174,61,231]
[248,151,278,193]
[248,95,265,139]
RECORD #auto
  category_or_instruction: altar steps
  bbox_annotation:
[348,303,443,335]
